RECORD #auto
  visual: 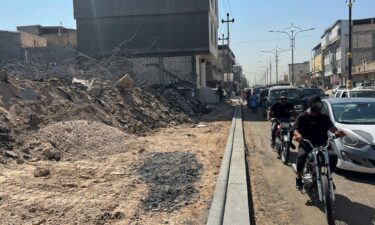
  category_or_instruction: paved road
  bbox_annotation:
[243,107,375,225]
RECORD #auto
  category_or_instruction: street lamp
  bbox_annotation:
[260,60,273,86]
[346,0,355,89]
[261,46,290,85]
[269,24,315,86]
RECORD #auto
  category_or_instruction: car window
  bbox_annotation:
[335,91,342,98]
[341,91,348,98]
[269,89,300,100]
[321,102,329,116]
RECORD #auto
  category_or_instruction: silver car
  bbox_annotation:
[322,98,375,173]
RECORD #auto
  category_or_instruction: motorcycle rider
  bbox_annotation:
[293,95,345,190]
[269,91,295,148]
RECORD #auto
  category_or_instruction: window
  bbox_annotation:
[335,91,342,98]
[322,102,329,115]
[341,91,348,98]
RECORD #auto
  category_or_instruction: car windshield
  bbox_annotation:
[301,89,325,97]
[269,89,300,100]
[332,102,375,124]
[351,91,375,97]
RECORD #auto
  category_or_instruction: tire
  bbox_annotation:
[281,140,290,165]
[321,175,335,225]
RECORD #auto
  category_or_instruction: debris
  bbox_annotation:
[42,148,61,161]
[5,151,18,158]
[72,78,95,90]
[0,70,8,82]
[16,88,39,101]
[28,114,43,127]
[115,74,134,90]
[34,167,50,177]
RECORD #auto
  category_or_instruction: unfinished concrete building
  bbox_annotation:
[73,0,219,88]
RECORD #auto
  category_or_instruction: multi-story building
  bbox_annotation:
[321,18,375,87]
[17,25,77,46]
[311,43,325,87]
[73,0,219,88]
[289,61,310,87]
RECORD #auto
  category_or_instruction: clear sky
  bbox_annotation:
[1,0,375,86]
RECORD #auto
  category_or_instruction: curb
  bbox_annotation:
[207,106,251,225]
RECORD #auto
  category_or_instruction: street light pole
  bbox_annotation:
[347,0,354,89]
[269,24,315,86]
[260,60,272,86]
[262,47,289,85]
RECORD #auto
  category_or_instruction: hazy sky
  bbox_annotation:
[1,0,375,85]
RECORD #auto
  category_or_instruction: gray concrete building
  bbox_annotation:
[73,0,219,88]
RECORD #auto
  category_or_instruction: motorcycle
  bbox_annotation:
[299,136,337,225]
[272,117,294,164]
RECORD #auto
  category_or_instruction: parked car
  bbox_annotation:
[333,89,375,98]
[322,98,375,173]
[298,88,328,110]
[332,85,346,94]
[353,82,375,90]
[262,86,304,118]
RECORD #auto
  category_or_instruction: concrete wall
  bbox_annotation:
[20,32,47,48]
[73,0,216,57]
[132,55,195,85]
[0,31,22,62]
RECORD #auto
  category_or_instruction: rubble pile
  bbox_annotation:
[138,152,203,212]
[0,74,207,164]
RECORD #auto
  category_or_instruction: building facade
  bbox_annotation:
[320,18,375,87]
[73,0,219,88]
[311,43,326,88]
[17,25,77,47]
[289,61,310,87]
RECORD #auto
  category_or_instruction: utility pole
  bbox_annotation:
[262,47,289,85]
[222,13,235,46]
[347,0,354,89]
[218,34,228,46]
[270,24,315,86]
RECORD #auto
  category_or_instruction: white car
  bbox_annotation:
[322,98,375,173]
[333,89,375,98]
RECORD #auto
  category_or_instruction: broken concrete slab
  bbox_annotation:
[5,151,18,158]
[115,74,134,90]
[16,88,38,101]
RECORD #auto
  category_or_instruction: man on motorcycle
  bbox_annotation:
[269,91,295,148]
[293,96,345,190]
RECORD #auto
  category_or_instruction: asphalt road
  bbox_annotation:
[243,106,375,225]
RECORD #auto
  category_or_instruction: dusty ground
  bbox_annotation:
[243,107,375,225]
[0,104,234,225]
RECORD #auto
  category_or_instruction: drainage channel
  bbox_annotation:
[207,105,251,225]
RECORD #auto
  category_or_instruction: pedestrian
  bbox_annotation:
[216,86,224,102]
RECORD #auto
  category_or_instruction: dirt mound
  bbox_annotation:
[138,152,203,212]
[0,76,208,164]
[25,120,131,161]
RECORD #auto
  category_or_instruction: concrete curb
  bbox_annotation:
[207,106,251,225]
[206,107,237,225]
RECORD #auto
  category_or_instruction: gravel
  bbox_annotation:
[138,152,203,212]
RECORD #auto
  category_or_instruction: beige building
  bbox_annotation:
[17,25,77,46]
